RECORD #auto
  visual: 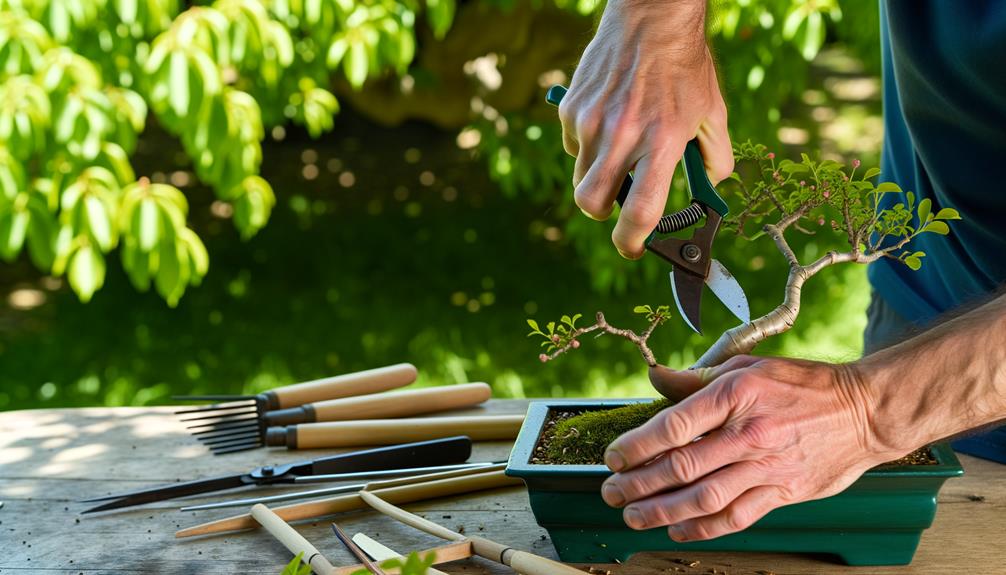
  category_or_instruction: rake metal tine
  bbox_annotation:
[207,443,263,455]
[173,394,257,401]
[198,429,262,444]
[188,417,262,433]
[180,415,259,428]
[177,407,260,423]
[175,401,257,416]
[191,424,261,441]
[210,441,263,455]
[200,431,264,448]
[195,429,261,444]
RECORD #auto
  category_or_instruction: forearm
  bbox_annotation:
[858,292,1006,453]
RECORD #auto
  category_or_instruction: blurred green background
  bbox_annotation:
[0,0,885,410]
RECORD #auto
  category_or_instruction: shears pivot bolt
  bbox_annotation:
[681,244,702,263]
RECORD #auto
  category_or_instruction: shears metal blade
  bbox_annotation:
[78,436,472,513]
[547,85,750,334]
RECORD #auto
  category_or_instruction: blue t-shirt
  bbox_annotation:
[868,1,1006,324]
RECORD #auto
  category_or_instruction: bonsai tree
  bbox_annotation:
[528,142,961,463]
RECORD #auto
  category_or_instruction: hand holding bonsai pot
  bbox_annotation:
[603,356,900,542]
[613,294,1006,543]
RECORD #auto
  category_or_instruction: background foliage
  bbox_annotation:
[1,0,889,410]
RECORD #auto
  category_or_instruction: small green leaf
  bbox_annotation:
[0,210,28,261]
[779,162,809,175]
[68,244,105,302]
[344,41,369,89]
[875,182,902,193]
[921,221,950,235]
[26,198,56,270]
[179,228,209,281]
[155,237,182,306]
[801,11,825,60]
[633,305,652,314]
[327,37,348,68]
[136,198,160,251]
[168,51,190,117]
[84,195,112,251]
[526,319,539,332]
[916,197,930,223]
[935,208,961,220]
[863,167,881,180]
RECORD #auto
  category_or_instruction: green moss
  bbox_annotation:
[544,399,672,465]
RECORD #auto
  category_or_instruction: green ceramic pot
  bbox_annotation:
[505,400,963,566]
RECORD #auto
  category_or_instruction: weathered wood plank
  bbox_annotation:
[1,403,1003,575]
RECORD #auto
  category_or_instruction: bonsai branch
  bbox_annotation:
[694,218,919,368]
[529,308,669,367]
[529,143,961,384]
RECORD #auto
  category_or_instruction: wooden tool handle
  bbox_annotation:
[471,537,583,575]
[271,363,417,408]
[250,504,335,575]
[293,414,524,449]
[311,382,491,422]
[359,491,585,575]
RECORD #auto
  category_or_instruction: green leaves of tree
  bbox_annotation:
[425,0,456,40]
[118,180,208,306]
[2,0,458,306]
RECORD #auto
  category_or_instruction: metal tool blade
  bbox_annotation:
[80,474,251,513]
[179,482,366,511]
[353,533,401,562]
[295,461,499,483]
[352,534,453,575]
[334,523,389,575]
[706,258,751,324]
[670,269,705,334]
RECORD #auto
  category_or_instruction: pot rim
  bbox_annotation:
[506,399,964,479]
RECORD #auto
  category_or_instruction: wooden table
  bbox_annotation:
[1,400,1001,574]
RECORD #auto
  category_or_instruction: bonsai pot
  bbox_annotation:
[505,399,963,566]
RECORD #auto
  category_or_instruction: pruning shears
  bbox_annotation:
[546,85,750,334]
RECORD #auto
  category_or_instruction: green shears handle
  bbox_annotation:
[545,84,729,219]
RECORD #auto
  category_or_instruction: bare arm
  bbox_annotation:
[601,291,1006,541]
[560,0,733,259]
[861,292,1006,451]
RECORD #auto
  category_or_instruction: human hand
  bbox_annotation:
[599,356,909,542]
[559,0,734,259]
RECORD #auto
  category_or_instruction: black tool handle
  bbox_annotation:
[308,436,473,475]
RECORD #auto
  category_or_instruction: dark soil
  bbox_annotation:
[532,405,937,467]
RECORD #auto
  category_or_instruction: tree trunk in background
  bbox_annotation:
[336,0,594,129]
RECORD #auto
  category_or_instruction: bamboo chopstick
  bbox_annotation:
[250,504,336,575]
[175,465,519,538]
[359,491,585,575]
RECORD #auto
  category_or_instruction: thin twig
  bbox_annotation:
[544,311,663,366]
